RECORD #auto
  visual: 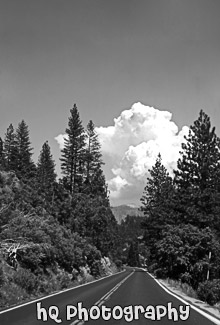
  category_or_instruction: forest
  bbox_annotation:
[0,104,124,309]
[140,110,220,306]
[0,105,220,308]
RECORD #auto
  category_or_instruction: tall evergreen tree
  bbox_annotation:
[15,120,35,178]
[60,104,86,193]
[82,120,108,200]
[37,141,56,189]
[4,124,18,172]
[174,110,220,229]
[90,165,109,202]
[140,154,175,260]
[85,120,103,180]
[141,154,173,216]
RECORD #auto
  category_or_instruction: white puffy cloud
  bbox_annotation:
[96,102,189,206]
[108,176,130,199]
[55,102,189,207]
[54,134,67,149]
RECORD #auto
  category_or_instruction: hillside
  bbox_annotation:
[111,205,144,224]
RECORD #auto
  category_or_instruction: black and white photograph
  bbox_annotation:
[0,0,220,324]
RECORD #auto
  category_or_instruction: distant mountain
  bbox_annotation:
[111,205,144,224]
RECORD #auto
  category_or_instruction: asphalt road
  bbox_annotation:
[0,268,219,324]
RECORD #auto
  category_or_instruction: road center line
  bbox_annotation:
[71,271,134,325]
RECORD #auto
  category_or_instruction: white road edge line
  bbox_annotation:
[71,271,134,325]
[0,269,126,315]
[144,270,220,325]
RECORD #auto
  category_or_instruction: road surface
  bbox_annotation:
[0,268,219,324]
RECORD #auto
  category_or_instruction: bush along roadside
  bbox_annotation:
[0,255,120,311]
[197,280,220,306]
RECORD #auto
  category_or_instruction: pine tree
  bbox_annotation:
[174,110,220,229]
[140,154,175,260]
[141,154,173,216]
[37,141,56,189]
[82,120,109,201]
[85,120,103,181]
[15,120,35,178]
[35,141,57,212]
[175,110,220,190]
[4,124,18,172]
[60,104,86,193]
[90,164,109,201]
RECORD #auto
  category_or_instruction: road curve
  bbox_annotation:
[0,268,219,324]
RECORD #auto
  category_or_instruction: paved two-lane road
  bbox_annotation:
[0,268,219,324]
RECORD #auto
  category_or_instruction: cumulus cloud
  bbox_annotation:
[96,102,189,206]
[55,102,189,207]
[54,134,67,149]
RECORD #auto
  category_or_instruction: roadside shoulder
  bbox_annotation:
[157,277,220,322]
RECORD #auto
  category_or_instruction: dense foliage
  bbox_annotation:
[1,105,220,308]
[116,216,146,266]
[0,104,119,309]
[141,110,220,302]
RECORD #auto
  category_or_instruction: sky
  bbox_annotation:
[1,0,220,206]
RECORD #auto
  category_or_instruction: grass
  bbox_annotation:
[163,278,197,299]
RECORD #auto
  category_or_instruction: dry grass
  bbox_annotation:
[165,278,197,299]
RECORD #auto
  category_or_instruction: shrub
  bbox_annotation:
[13,268,39,294]
[79,266,94,284]
[147,263,158,274]
[115,259,122,270]
[59,273,72,289]
[197,280,220,306]
[56,269,72,289]
[0,282,28,309]
[154,267,167,279]
[180,272,192,285]
[37,276,57,295]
